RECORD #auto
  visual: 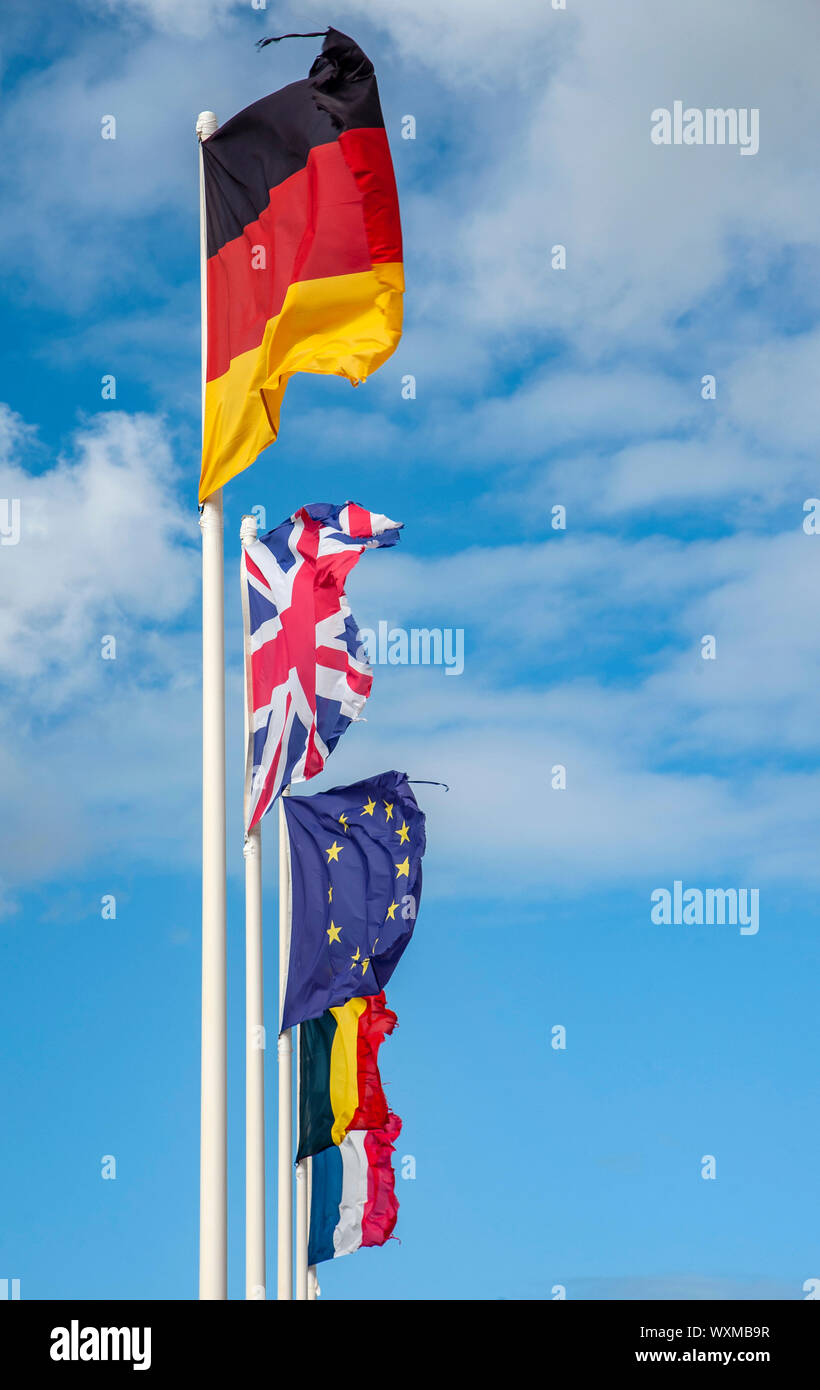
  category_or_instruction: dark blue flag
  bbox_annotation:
[281,771,426,1028]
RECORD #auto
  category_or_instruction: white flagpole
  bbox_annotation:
[305,1155,318,1299]
[196,108,226,1302]
[240,515,265,1299]
[294,1028,309,1300]
[277,790,293,1299]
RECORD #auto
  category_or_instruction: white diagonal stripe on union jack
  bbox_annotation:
[241,502,402,828]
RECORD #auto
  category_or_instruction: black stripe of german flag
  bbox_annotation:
[199,29,403,501]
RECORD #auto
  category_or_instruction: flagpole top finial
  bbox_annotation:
[196,111,218,141]
[240,513,259,547]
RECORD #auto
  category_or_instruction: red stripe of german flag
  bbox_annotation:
[198,29,403,501]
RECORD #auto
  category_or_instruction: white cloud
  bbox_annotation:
[503,428,811,522]
[580,436,780,515]
[298,522,820,895]
[442,0,820,353]
[0,408,206,907]
[723,328,820,454]
[90,0,244,38]
[1,408,818,911]
[0,410,198,685]
[311,671,820,897]
[298,0,567,85]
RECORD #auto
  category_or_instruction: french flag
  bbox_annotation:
[308,1114,402,1264]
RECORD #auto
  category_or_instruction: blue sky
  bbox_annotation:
[1,0,819,1300]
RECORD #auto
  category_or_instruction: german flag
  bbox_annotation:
[198,28,403,501]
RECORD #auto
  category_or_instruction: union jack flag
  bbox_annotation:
[241,502,402,828]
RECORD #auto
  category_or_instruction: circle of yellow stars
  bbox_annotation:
[323,794,413,976]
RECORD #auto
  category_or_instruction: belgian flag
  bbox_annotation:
[199,29,403,501]
[297,991,397,1161]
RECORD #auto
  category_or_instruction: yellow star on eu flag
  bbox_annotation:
[361,958,370,975]
[396,820,410,844]
[327,921,341,944]
[361,797,376,816]
[326,841,342,862]
[383,801,394,820]
[351,945,361,963]
[395,857,409,879]
[338,813,349,833]
[328,885,333,903]
[386,901,398,921]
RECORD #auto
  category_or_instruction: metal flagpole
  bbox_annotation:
[277,790,293,1299]
[240,515,265,1299]
[196,108,226,1302]
[294,1026,309,1300]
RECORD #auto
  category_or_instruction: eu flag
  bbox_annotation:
[281,771,425,1028]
